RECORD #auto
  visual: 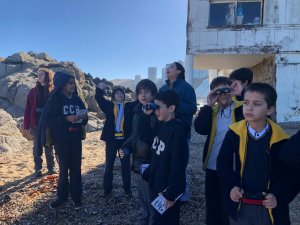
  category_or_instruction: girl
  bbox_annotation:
[24,68,55,177]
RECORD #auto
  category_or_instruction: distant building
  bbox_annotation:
[134,74,142,86]
[186,0,300,122]
[148,67,157,82]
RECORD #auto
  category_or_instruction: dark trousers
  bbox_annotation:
[54,140,82,203]
[151,190,181,225]
[103,139,131,193]
[33,128,54,171]
[205,169,230,225]
[229,204,272,225]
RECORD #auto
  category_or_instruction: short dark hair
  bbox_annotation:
[154,90,180,110]
[244,83,277,108]
[229,68,253,84]
[174,62,185,80]
[210,76,232,90]
[111,86,125,101]
[135,79,158,96]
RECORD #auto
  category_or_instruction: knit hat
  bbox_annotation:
[52,71,74,95]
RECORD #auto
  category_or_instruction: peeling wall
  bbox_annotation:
[252,56,275,85]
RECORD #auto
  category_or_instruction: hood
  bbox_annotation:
[52,71,74,95]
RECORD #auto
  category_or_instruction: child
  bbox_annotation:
[143,90,189,225]
[24,68,56,177]
[44,71,88,209]
[229,68,253,101]
[95,82,137,196]
[217,83,297,225]
[194,76,244,225]
[122,79,158,225]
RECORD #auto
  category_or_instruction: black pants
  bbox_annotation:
[33,128,55,172]
[55,140,82,203]
[103,139,131,193]
[205,169,230,225]
[151,190,181,225]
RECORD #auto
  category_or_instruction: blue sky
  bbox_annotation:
[0,0,188,80]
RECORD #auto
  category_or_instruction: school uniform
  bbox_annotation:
[194,100,244,225]
[95,87,138,194]
[217,119,299,225]
[143,119,189,225]
[44,72,88,206]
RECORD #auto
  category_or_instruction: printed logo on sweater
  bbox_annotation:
[152,137,165,155]
[63,105,80,115]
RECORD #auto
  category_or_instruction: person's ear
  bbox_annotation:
[242,80,248,88]
[267,106,275,116]
[169,105,176,113]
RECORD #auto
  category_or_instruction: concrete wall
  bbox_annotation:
[275,54,300,122]
[187,0,300,54]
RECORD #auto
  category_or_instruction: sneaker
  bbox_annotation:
[49,198,66,209]
[73,200,83,209]
[35,170,42,178]
[101,190,112,198]
[47,169,57,175]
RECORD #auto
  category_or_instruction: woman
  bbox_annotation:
[24,68,56,177]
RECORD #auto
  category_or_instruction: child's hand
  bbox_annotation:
[231,80,243,96]
[118,149,125,159]
[66,115,79,123]
[262,192,277,209]
[159,193,174,209]
[207,90,218,107]
[230,186,244,202]
[143,108,153,115]
[78,113,88,120]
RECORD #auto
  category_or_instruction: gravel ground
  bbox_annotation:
[0,124,299,225]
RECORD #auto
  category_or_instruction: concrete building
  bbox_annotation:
[148,67,157,83]
[186,0,300,122]
[134,74,142,86]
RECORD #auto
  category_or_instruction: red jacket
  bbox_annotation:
[24,87,38,129]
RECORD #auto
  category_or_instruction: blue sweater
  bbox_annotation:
[159,79,197,129]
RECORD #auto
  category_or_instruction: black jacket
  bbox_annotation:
[194,100,244,170]
[279,130,300,170]
[217,119,299,225]
[143,119,189,201]
[124,103,159,173]
[95,87,138,142]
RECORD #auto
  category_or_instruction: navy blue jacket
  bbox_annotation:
[95,87,138,142]
[159,79,197,129]
[143,119,189,201]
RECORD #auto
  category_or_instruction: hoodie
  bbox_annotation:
[43,72,88,142]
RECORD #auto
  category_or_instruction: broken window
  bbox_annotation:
[209,1,262,27]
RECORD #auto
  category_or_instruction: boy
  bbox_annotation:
[217,83,297,225]
[44,71,88,209]
[143,90,189,225]
[194,76,244,225]
[95,82,137,196]
[122,79,158,225]
[229,68,253,101]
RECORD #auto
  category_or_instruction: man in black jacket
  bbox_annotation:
[95,82,138,196]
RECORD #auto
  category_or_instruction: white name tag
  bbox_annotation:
[151,195,168,215]
[140,163,150,174]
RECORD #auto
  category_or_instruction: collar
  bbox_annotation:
[247,123,270,140]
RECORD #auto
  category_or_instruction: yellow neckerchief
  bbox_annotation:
[113,102,125,137]
[229,118,289,224]
[203,99,243,169]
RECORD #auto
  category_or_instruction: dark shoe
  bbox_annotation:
[124,190,132,197]
[74,200,83,209]
[47,168,57,175]
[102,190,112,198]
[49,198,67,209]
[35,170,42,178]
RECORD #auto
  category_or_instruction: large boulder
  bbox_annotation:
[0,109,30,153]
